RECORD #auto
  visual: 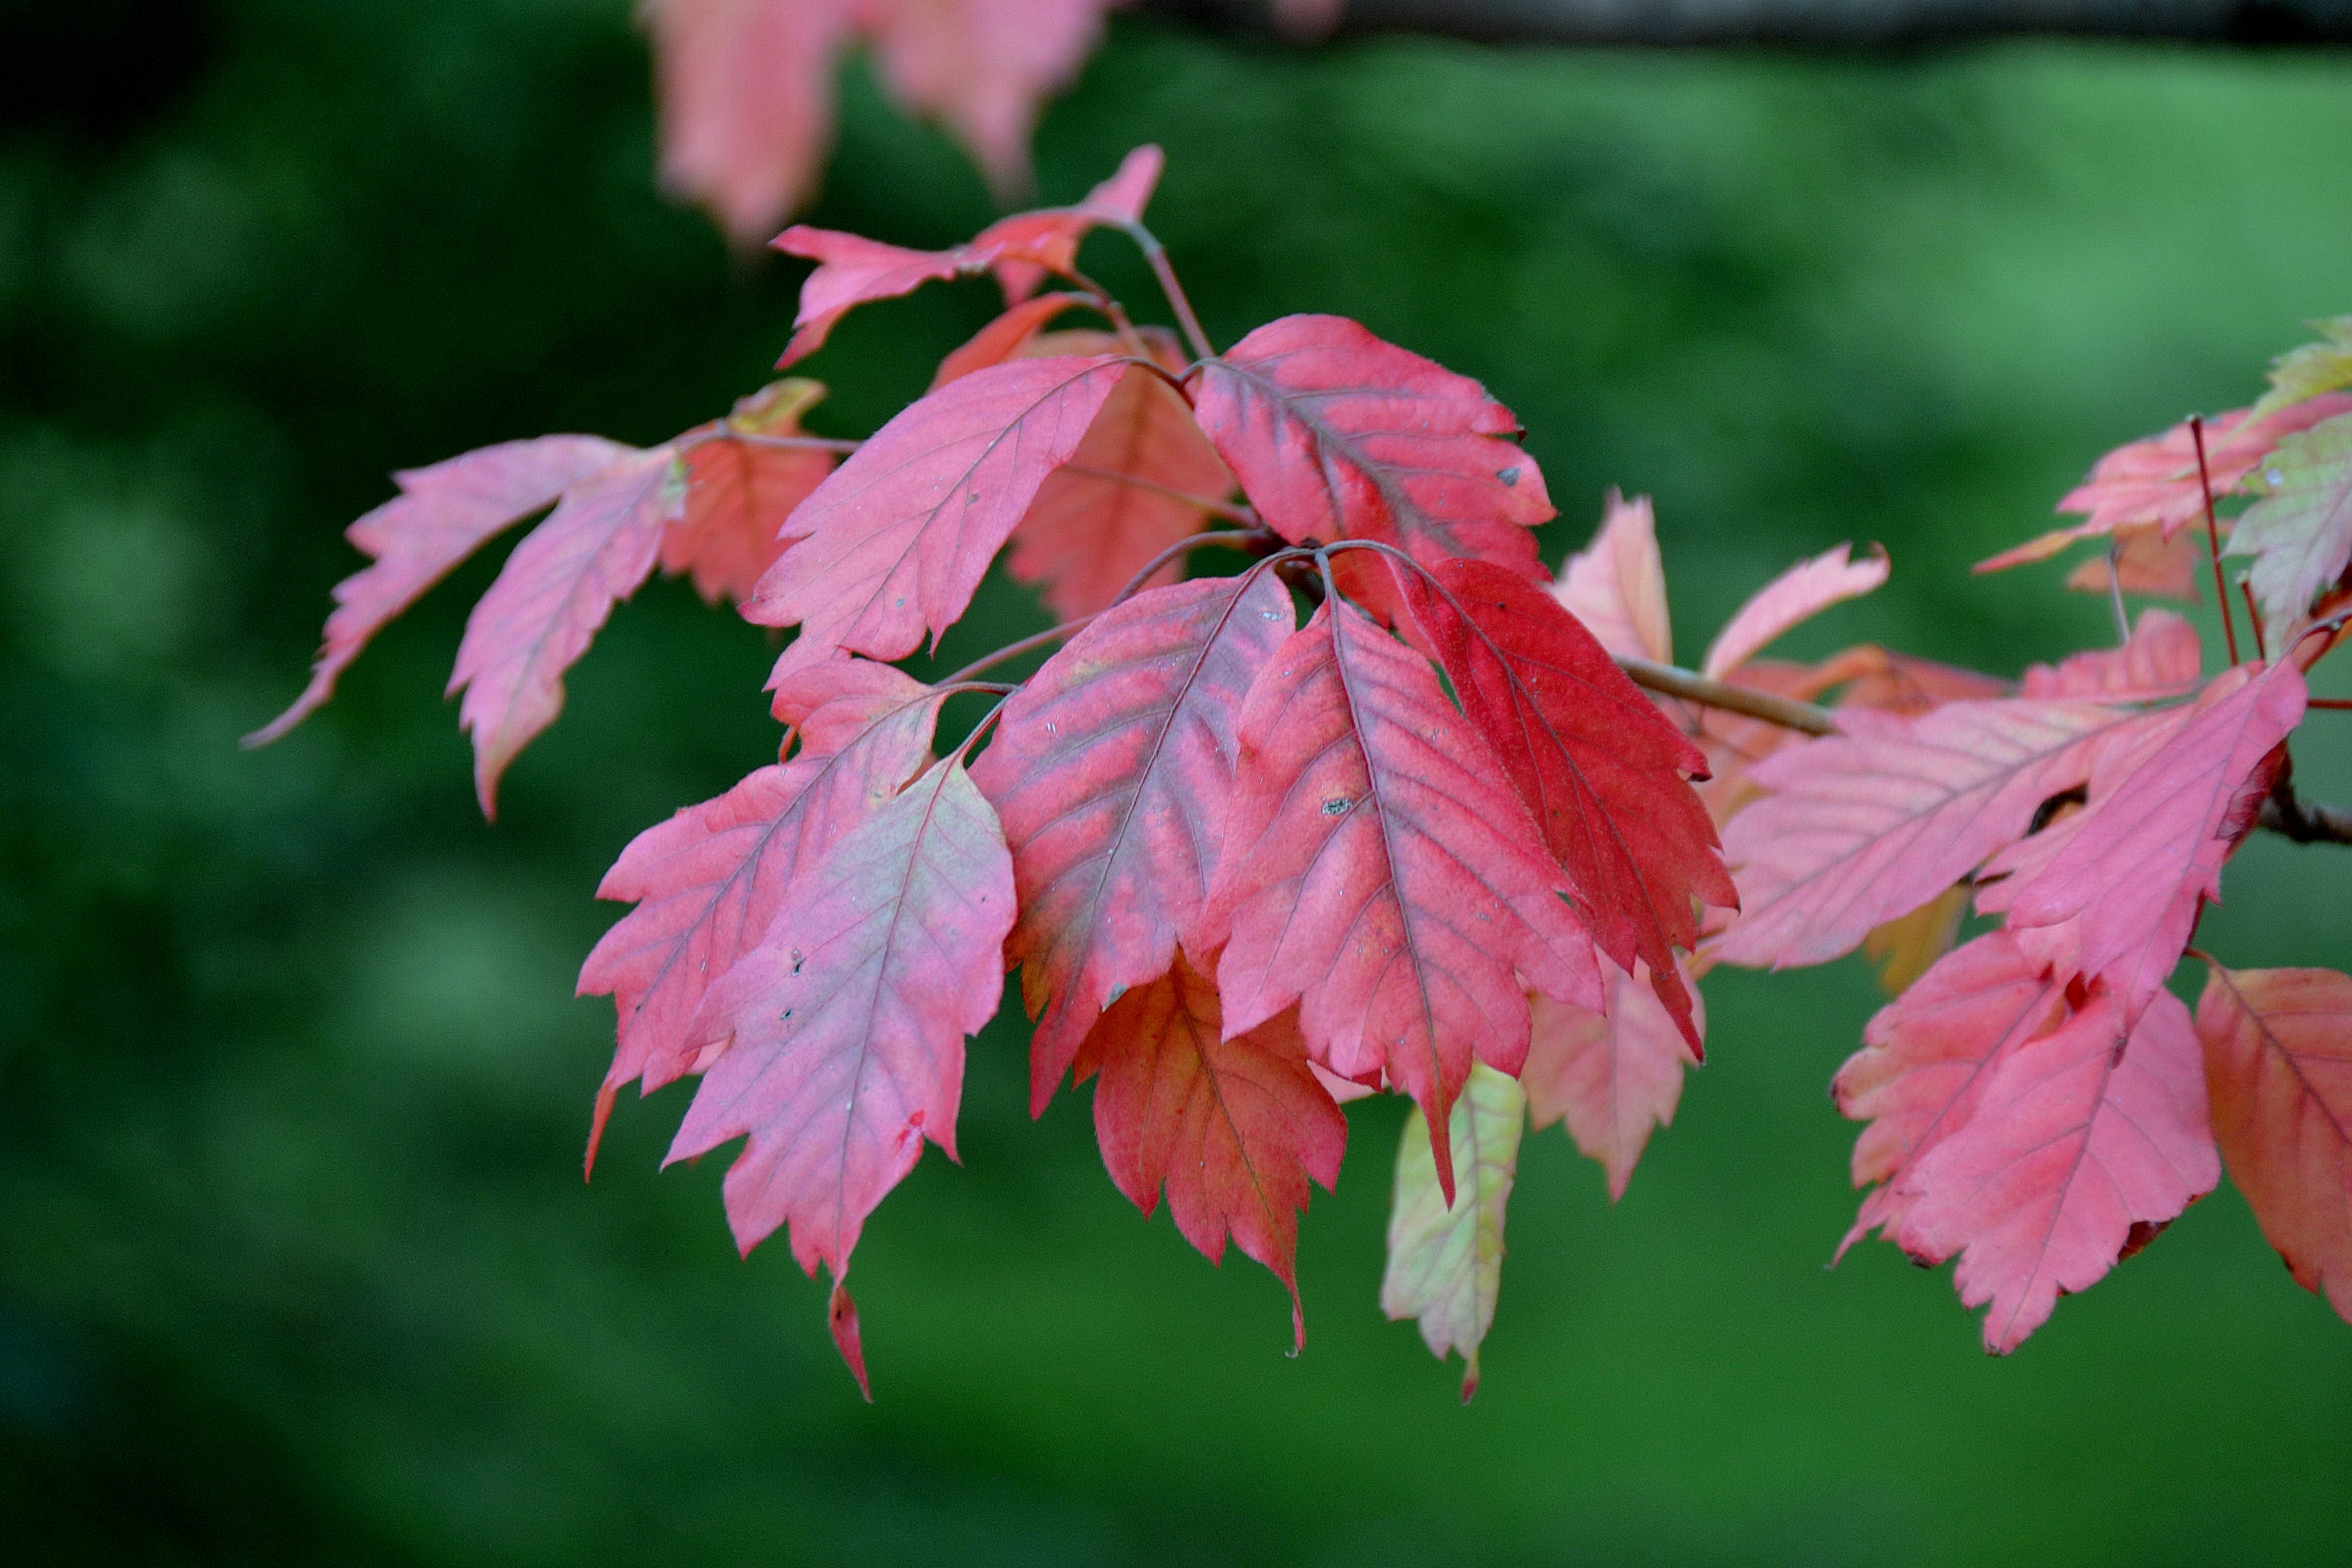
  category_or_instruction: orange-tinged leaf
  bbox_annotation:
[1896,986,2218,1354]
[1382,1061,1523,1401]
[1196,595,1602,1204]
[745,354,1128,689]
[665,380,836,603]
[2019,608,2201,702]
[248,434,631,746]
[1700,543,1888,680]
[1860,881,1969,997]
[1833,930,2066,1260]
[972,573,1293,1111]
[671,757,1015,1281]
[1401,559,1729,1045]
[2004,660,2305,1025]
[2195,963,2352,1324]
[2063,523,2209,603]
[1522,957,1702,1202]
[1551,488,1671,665]
[930,291,1093,388]
[578,664,942,1168]
[449,447,681,816]
[1713,697,2150,969]
[1081,958,1347,1346]
[1194,314,1553,584]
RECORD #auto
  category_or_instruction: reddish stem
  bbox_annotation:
[2189,413,2240,664]
[1061,464,1258,527]
[2239,577,2269,661]
[1122,222,1216,362]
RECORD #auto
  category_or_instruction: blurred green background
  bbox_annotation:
[7,2,2352,1562]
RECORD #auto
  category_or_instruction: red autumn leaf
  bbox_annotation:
[930,291,1093,388]
[247,434,632,746]
[774,144,1161,365]
[744,354,1128,689]
[1974,395,2352,575]
[1400,558,1730,1043]
[1700,543,1888,680]
[971,573,1293,1110]
[2195,963,2352,1324]
[670,756,1015,1280]
[2019,608,2202,701]
[577,663,943,1168]
[1831,930,2066,1259]
[450,446,681,816]
[1896,986,2219,1354]
[1193,314,1554,584]
[1712,696,2151,969]
[1551,488,1672,665]
[2004,659,2304,1025]
[1194,594,1603,1202]
[1074,956,1346,1345]
[1522,957,1703,1202]
[663,380,837,603]
[1002,328,1234,619]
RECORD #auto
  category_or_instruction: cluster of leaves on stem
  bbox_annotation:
[257,146,2352,1396]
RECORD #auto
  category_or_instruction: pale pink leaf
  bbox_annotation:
[1551,488,1671,665]
[1701,543,1889,680]
[2019,608,2201,702]
[1522,957,1703,1202]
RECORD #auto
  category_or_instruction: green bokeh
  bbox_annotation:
[5,5,2351,1563]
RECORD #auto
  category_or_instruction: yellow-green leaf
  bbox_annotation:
[1380,1062,1525,1401]
[2253,316,2352,419]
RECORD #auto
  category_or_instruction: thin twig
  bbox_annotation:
[2190,413,2240,664]
[1614,656,1838,735]
[937,620,1096,687]
[2259,773,2352,845]
[2240,577,2269,661]
[1122,223,1215,362]
[2105,538,2130,644]
[1109,528,1272,603]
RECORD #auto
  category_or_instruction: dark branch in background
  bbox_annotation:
[1152,0,2352,45]
[2260,768,2352,845]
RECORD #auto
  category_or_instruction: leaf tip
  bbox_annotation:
[829,1279,873,1402]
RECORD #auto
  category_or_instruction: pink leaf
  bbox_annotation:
[1896,986,2219,1354]
[744,354,1127,689]
[671,757,1015,1277]
[1195,595,1602,1203]
[1193,314,1554,584]
[972,573,1293,1112]
[2062,523,2210,603]
[2005,659,2306,1025]
[1712,698,2151,969]
[1551,488,1672,665]
[1701,543,1889,680]
[2019,608,2201,702]
[1522,957,1703,1201]
[663,380,836,603]
[448,446,680,816]
[1832,930,2066,1259]
[248,435,631,746]
[578,663,942,1168]
[930,292,1093,388]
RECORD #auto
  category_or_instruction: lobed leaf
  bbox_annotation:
[1522,957,1702,1202]
[2195,963,2352,1324]
[1076,957,1347,1346]
[2228,411,2352,636]
[972,573,1293,1111]
[2018,608,2201,702]
[1897,987,2218,1354]
[1700,542,1888,680]
[1196,595,1601,1203]
[663,380,836,603]
[2252,316,2352,420]
[1382,1061,1525,1401]
[1551,488,1672,664]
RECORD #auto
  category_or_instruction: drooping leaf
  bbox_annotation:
[2019,608,2201,702]
[1522,957,1702,1202]
[1382,1061,1525,1401]
[1833,930,2066,1260]
[2195,963,2352,1324]
[664,380,836,603]
[1896,986,2219,1354]
[2229,411,2352,635]
[1077,957,1347,1345]
[1712,697,2152,969]
[1193,314,1553,583]
[971,573,1293,1111]
[1552,488,1672,664]
[578,664,942,1167]
[247,434,632,746]
[671,757,1015,1283]
[1195,595,1601,1202]
[2252,316,2352,419]
[2004,660,2305,1025]
[1700,543,1889,680]
[1977,397,2352,575]
[1002,327,1233,619]
[1400,559,1730,1043]
[773,144,1160,364]
[643,0,856,247]
[450,447,681,816]
[744,354,1128,688]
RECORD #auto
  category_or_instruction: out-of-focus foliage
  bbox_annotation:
[6,2,2352,1561]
